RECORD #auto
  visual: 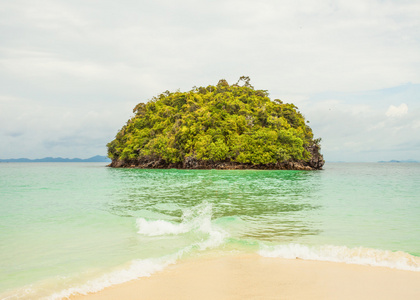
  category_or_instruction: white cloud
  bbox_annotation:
[412,120,420,129]
[0,94,134,158]
[299,87,420,162]
[386,103,408,117]
[0,0,419,160]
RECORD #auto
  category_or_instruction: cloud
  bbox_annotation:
[300,87,420,162]
[385,103,408,117]
[2,0,420,96]
[0,0,419,160]
[0,94,134,158]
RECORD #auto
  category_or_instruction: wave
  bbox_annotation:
[258,243,420,271]
[46,202,228,299]
[136,201,213,236]
[47,254,178,300]
[136,218,189,236]
[136,202,227,250]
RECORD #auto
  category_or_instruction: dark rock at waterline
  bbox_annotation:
[108,145,324,171]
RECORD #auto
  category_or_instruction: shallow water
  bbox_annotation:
[1,162,419,299]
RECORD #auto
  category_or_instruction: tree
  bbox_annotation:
[107,77,323,169]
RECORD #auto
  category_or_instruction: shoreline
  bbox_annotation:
[107,160,322,171]
[71,253,420,300]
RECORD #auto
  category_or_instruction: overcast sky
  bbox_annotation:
[1,0,419,162]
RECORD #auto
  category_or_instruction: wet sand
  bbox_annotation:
[71,254,420,300]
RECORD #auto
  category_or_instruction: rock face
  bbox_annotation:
[304,144,325,170]
[108,145,324,170]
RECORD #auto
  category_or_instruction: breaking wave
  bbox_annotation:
[136,201,228,250]
[47,202,228,299]
[258,243,420,271]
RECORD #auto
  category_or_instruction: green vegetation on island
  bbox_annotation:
[107,77,324,170]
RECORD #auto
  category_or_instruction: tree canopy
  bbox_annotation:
[107,78,323,169]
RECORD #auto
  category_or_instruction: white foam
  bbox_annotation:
[47,255,177,300]
[47,202,228,299]
[136,202,228,250]
[258,243,420,271]
[136,203,213,237]
[136,218,189,236]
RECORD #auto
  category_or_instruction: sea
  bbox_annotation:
[1,162,419,299]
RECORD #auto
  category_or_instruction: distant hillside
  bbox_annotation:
[378,159,419,163]
[0,155,111,163]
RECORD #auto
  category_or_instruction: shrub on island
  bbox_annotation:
[107,77,324,170]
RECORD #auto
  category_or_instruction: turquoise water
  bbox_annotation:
[1,162,420,299]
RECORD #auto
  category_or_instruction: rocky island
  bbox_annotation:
[107,77,324,170]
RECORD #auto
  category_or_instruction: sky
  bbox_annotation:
[1,0,419,162]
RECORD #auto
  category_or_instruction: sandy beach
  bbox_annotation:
[71,254,420,300]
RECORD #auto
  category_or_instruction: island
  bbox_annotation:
[107,77,324,170]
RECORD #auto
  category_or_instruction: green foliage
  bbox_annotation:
[107,78,319,165]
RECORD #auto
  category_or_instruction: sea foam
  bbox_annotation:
[136,201,227,250]
[136,218,189,236]
[47,202,228,299]
[258,243,420,271]
[137,202,212,235]
[47,255,177,300]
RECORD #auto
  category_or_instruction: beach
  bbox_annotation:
[71,253,420,300]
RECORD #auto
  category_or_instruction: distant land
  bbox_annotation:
[0,155,111,163]
[378,159,419,163]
